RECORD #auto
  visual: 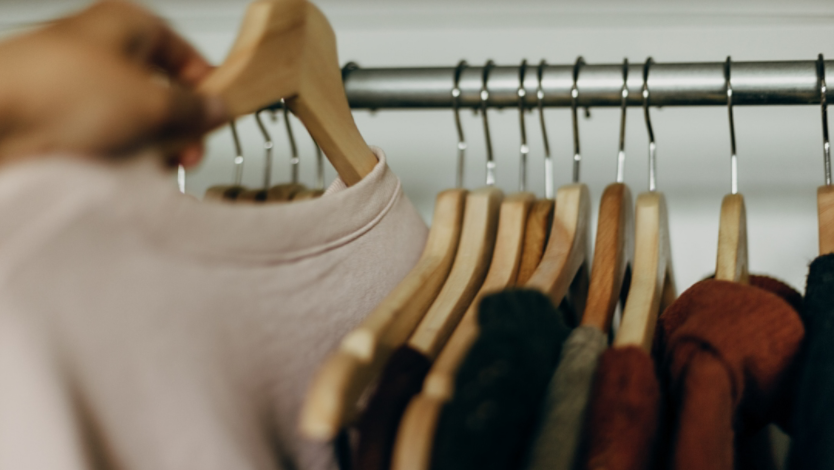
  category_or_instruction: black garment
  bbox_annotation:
[788,254,834,469]
[431,289,572,470]
[353,346,432,470]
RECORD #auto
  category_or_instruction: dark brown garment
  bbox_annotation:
[659,277,804,470]
[353,346,431,470]
[584,346,661,470]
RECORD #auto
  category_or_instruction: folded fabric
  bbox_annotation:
[659,276,804,470]
[524,325,608,470]
[432,289,572,470]
[583,346,661,470]
[788,254,834,469]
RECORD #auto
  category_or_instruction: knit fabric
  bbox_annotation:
[432,289,571,470]
[660,277,804,470]
[584,346,661,470]
[788,254,834,469]
[353,346,431,470]
[524,325,608,470]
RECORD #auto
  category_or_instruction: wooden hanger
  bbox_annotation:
[582,60,636,332]
[199,0,377,186]
[714,58,749,284]
[299,189,466,440]
[613,58,676,353]
[516,198,554,284]
[816,55,834,255]
[391,192,532,470]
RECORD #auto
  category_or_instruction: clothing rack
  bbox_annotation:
[330,59,832,109]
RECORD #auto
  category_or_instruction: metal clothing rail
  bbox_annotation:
[338,60,834,109]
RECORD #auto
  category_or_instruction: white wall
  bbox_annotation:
[3,0,834,293]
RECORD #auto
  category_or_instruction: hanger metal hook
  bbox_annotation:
[279,99,300,184]
[537,59,553,198]
[617,58,629,183]
[518,59,529,192]
[452,60,468,189]
[230,120,244,186]
[571,56,586,183]
[254,109,275,190]
[642,57,657,192]
[725,57,738,195]
[818,54,832,186]
[481,59,496,186]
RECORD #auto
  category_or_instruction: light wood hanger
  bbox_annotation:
[582,60,635,332]
[391,192,532,470]
[299,61,477,441]
[816,55,834,255]
[404,61,506,359]
[613,58,676,353]
[714,57,750,284]
[299,189,466,440]
[199,0,377,186]
[524,58,592,323]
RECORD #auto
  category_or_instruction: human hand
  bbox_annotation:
[0,0,227,168]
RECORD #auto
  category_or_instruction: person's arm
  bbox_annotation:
[0,0,227,167]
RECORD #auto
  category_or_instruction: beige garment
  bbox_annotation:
[0,149,428,470]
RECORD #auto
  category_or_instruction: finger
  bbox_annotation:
[159,83,228,139]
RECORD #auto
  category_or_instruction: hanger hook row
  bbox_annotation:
[518,59,529,192]
[571,56,585,183]
[481,59,496,186]
[725,56,738,195]
[229,120,244,187]
[254,109,275,190]
[616,58,629,183]
[537,59,554,198]
[452,60,468,189]
[818,53,832,186]
[642,57,657,192]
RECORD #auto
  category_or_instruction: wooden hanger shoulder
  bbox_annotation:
[818,185,834,255]
[299,189,466,440]
[407,187,503,359]
[267,183,307,202]
[391,395,444,470]
[525,183,591,307]
[200,0,376,186]
[613,191,675,352]
[387,192,532,470]
[715,193,749,283]
[293,188,325,201]
[581,183,634,332]
[516,198,554,285]
[421,191,533,400]
[204,185,242,202]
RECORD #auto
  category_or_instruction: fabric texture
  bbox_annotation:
[353,346,431,470]
[584,346,661,470]
[658,276,804,470]
[788,254,834,469]
[0,149,428,470]
[431,289,572,470]
[523,325,608,470]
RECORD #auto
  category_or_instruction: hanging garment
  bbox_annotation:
[431,289,571,470]
[583,346,661,470]
[0,149,428,470]
[353,346,432,470]
[788,254,834,469]
[523,325,607,470]
[658,276,803,470]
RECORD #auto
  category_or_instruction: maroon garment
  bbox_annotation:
[659,277,804,470]
[584,346,661,470]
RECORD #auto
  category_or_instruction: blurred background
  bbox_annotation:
[2,0,834,292]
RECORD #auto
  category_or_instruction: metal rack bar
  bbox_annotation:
[339,60,833,109]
